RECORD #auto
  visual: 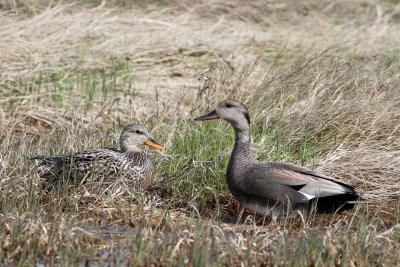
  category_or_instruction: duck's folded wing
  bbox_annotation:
[68,148,121,160]
[242,166,310,204]
[55,149,124,172]
[243,162,356,202]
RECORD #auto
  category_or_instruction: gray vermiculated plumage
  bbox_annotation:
[32,124,164,189]
[196,100,367,219]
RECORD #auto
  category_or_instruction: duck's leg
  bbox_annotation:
[269,210,279,226]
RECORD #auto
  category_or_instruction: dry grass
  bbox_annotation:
[1,0,400,266]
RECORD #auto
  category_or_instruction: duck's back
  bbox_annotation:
[33,149,153,187]
[228,160,364,216]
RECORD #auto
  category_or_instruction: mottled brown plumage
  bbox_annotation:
[31,124,165,189]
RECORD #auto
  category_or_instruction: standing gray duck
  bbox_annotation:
[32,124,165,189]
[195,100,368,220]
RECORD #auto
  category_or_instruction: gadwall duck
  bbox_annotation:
[32,124,165,189]
[195,100,368,220]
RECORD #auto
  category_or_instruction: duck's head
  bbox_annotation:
[120,124,165,152]
[195,100,250,130]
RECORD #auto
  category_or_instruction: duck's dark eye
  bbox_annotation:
[226,103,233,108]
[135,130,143,134]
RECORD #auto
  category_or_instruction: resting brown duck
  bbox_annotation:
[195,100,368,220]
[31,124,165,189]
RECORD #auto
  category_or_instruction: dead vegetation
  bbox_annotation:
[1,0,400,266]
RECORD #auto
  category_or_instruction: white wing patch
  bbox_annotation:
[299,192,315,200]
[299,182,348,198]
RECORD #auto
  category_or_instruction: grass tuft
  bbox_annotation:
[1,0,399,265]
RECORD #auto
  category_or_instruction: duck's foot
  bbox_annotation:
[254,216,279,227]
[269,219,278,227]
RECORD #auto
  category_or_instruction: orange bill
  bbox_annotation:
[145,138,166,150]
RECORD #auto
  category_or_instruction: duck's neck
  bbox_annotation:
[120,143,141,153]
[227,124,255,179]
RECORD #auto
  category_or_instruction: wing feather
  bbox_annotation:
[240,162,355,202]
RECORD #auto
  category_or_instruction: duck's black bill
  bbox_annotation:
[194,110,220,121]
[145,138,166,150]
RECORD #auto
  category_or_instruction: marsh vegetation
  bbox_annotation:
[1,0,400,265]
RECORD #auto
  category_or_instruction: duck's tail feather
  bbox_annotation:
[346,197,371,204]
[312,193,369,213]
[30,155,57,160]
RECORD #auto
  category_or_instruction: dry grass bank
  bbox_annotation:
[0,0,400,265]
